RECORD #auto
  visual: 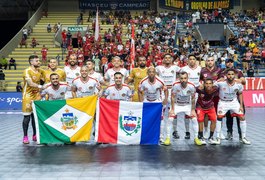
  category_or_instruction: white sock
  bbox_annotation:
[240,120,247,138]
[160,120,165,140]
[185,118,190,133]
[166,117,174,138]
[216,120,222,138]
[191,117,199,137]
[173,118,177,132]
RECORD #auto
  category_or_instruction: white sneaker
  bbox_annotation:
[215,138,221,145]
[241,137,251,145]
[208,137,218,145]
[199,138,207,145]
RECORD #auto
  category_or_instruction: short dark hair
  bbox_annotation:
[179,71,188,77]
[204,78,213,83]
[188,54,196,59]
[50,73,59,79]
[226,68,236,74]
[114,72,123,77]
[28,54,38,64]
[86,59,95,64]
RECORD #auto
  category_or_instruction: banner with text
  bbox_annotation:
[243,90,265,107]
[79,0,150,10]
[244,77,265,91]
[159,0,233,10]
[0,92,22,110]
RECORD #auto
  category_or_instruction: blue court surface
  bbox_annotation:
[0,108,264,180]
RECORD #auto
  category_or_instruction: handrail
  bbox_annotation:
[194,24,203,43]
[0,0,48,58]
[54,26,62,47]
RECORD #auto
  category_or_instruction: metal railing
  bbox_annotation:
[0,0,47,57]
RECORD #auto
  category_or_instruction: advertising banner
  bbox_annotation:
[244,77,265,91]
[243,90,265,107]
[0,92,22,110]
[159,0,233,10]
[79,0,150,10]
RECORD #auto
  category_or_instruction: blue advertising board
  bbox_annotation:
[0,92,22,110]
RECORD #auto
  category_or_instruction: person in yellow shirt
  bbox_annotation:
[126,56,148,102]
[43,58,66,83]
[248,40,256,49]
[22,54,45,144]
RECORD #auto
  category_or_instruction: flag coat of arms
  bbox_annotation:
[33,95,97,144]
[95,98,162,145]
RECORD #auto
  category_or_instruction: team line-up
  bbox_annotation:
[21,53,251,146]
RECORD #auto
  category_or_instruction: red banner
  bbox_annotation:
[243,90,265,107]
[244,77,265,90]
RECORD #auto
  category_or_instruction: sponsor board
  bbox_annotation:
[0,92,22,110]
[243,90,265,107]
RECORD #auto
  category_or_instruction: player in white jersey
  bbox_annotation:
[103,72,132,101]
[104,56,128,85]
[72,66,101,98]
[139,67,167,103]
[138,67,168,143]
[86,60,106,85]
[41,73,68,100]
[64,54,81,98]
[166,72,203,146]
[180,54,201,139]
[156,53,181,140]
[215,69,251,145]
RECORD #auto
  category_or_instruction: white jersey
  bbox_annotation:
[215,80,243,101]
[104,68,128,84]
[171,82,196,105]
[41,83,68,100]
[181,65,201,87]
[155,65,180,86]
[104,84,132,101]
[139,76,165,102]
[88,71,104,84]
[72,77,100,98]
[64,66,81,86]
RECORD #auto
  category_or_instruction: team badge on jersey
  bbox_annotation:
[89,86,93,90]
[122,93,126,97]
[204,74,207,77]
[119,111,141,136]
[187,90,191,94]
[75,73,80,76]
[171,70,174,74]
[60,92,65,95]
[61,109,78,130]
[234,89,238,93]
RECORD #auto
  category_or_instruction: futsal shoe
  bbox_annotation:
[185,132,190,139]
[172,131,180,139]
[23,136,29,144]
[215,138,221,145]
[225,132,233,140]
[199,138,207,145]
[241,137,251,145]
[32,135,37,142]
[163,137,171,146]
[220,132,226,140]
[208,137,218,145]
[194,137,203,146]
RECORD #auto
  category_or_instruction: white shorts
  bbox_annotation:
[217,99,244,118]
[173,103,192,117]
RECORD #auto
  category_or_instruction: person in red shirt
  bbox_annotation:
[41,45,48,65]
[261,47,265,65]
[61,29,67,44]
[196,78,219,145]
[31,38,39,48]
